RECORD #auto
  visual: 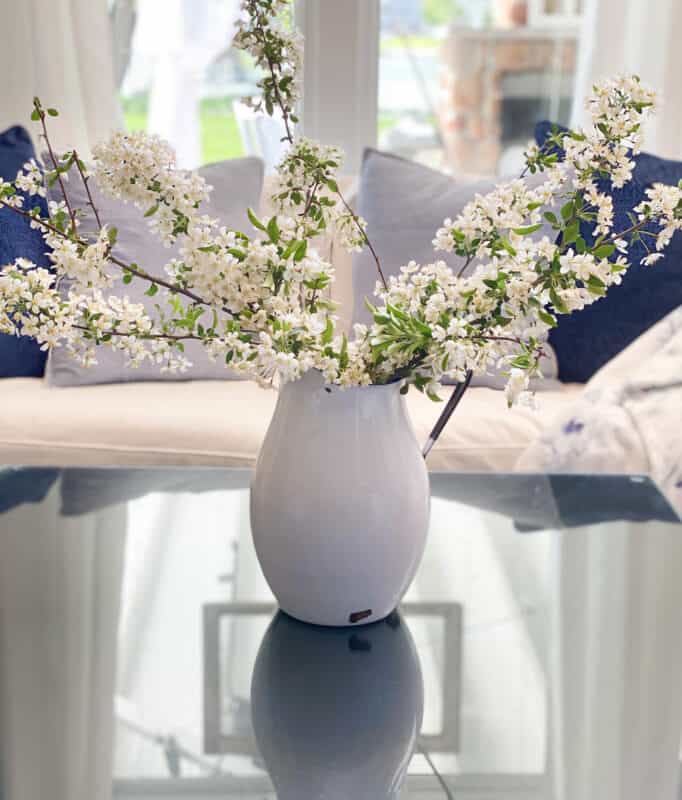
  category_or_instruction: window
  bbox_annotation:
[377,0,582,176]
[529,0,583,25]
[111,0,286,169]
[111,0,584,177]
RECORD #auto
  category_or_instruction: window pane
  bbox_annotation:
[112,0,276,168]
[378,0,580,176]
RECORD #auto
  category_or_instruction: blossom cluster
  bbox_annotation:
[91,130,210,245]
[360,74,682,404]
[270,138,368,251]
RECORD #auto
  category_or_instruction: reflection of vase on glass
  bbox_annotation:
[251,611,424,800]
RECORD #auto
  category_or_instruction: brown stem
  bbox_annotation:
[337,189,388,290]
[457,254,474,278]
[300,180,320,217]
[260,35,294,143]
[0,198,235,318]
[35,103,77,236]
[72,150,103,230]
[604,216,655,245]
[107,255,209,307]
[73,324,205,343]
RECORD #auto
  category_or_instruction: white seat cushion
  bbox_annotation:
[0,378,581,471]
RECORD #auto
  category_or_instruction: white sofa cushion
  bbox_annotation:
[0,378,580,472]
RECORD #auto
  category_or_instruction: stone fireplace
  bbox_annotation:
[439,26,577,176]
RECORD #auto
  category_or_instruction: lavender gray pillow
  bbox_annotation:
[46,157,264,386]
[352,149,559,388]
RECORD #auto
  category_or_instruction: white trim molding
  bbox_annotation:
[295,0,380,174]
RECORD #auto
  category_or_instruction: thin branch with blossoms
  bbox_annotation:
[233,0,387,288]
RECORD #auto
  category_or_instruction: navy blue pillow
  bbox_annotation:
[0,126,52,378]
[535,120,682,188]
[534,121,682,383]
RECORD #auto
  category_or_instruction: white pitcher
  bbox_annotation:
[250,369,430,627]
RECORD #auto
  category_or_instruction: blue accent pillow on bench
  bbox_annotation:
[534,121,682,383]
[0,125,52,378]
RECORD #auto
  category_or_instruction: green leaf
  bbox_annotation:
[511,355,531,369]
[544,211,558,225]
[562,221,580,245]
[500,238,517,256]
[47,108,59,117]
[426,387,443,402]
[512,223,543,236]
[30,109,40,122]
[339,334,349,370]
[326,178,339,194]
[266,216,280,244]
[107,226,118,246]
[550,288,568,314]
[144,204,159,218]
[247,207,266,231]
[538,308,557,328]
[593,243,616,260]
[586,275,606,295]
[561,201,575,221]
[122,272,133,285]
[322,318,334,345]
[145,283,159,297]
[294,240,308,262]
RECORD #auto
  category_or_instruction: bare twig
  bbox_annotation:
[337,189,388,290]
[72,149,103,230]
[34,100,77,236]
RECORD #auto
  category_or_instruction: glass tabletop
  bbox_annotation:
[0,467,680,800]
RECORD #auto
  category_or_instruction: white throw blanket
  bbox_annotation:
[517,307,682,518]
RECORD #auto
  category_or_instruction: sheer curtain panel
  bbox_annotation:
[0,0,120,155]
[572,0,682,158]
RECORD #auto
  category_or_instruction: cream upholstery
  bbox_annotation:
[0,177,582,472]
[0,377,581,471]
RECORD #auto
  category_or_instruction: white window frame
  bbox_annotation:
[295,0,380,175]
[528,0,583,27]
[295,0,585,173]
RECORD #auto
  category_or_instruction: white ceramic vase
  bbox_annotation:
[250,369,430,627]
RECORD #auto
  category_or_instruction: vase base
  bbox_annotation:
[277,604,398,629]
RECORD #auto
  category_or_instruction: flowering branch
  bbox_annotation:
[73,149,103,230]
[234,0,386,288]
[32,98,77,235]
[0,5,680,408]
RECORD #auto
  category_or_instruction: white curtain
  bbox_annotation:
[0,486,126,800]
[0,0,120,155]
[572,0,682,159]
